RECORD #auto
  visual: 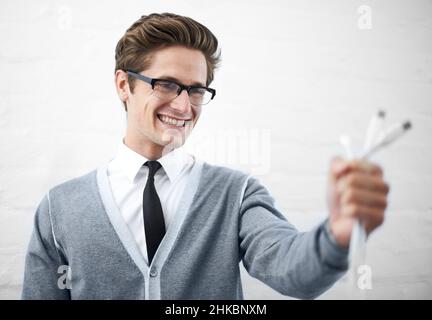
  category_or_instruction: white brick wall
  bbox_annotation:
[1,0,431,299]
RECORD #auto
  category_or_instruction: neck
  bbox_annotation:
[123,135,173,161]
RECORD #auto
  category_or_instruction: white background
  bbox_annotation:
[0,0,431,299]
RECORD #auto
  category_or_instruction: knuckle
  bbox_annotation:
[346,174,356,187]
[375,165,383,176]
[349,204,359,217]
[384,182,390,194]
[348,189,357,203]
[343,189,355,204]
[377,211,385,225]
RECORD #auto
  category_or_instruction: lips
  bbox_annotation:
[157,114,189,128]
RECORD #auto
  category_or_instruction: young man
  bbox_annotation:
[22,13,389,299]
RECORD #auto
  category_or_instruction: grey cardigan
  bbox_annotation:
[22,159,349,299]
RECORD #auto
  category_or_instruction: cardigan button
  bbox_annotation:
[150,267,158,277]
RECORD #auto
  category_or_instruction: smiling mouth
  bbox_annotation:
[157,114,189,127]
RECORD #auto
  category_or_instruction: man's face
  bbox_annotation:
[121,46,208,153]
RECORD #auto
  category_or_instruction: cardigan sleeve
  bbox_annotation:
[21,193,71,300]
[238,176,349,299]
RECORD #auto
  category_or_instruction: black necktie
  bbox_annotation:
[143,160,165,265]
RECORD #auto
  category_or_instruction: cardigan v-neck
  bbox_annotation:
[97,158,203,299]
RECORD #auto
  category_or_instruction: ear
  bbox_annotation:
[115,70,131,102]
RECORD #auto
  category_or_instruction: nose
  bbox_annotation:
[170,89,193,113]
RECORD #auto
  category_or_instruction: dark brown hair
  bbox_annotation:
[115,12,221,108]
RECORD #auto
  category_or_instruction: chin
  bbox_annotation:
[160,123,193,145]
[157,130,187,149]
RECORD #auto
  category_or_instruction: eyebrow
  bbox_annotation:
[157,75,206,87]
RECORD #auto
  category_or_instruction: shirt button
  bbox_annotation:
[150,267,158,277]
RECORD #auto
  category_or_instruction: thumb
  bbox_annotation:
[330,156,349,179]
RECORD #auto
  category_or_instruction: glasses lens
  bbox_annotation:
[153,81,180,100]
[189,88,212,106]
[153,80,213,106]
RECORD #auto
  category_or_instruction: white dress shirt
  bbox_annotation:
[107,140,195,265]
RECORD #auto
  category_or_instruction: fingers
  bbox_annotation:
[329,157,389,241]
[340,188,388,209]
[337,172,390,195]
[331,157,384,180]
[341,204,385,233]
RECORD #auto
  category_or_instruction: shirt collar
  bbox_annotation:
[111,139,190,183]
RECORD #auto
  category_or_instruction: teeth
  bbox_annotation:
[158,115,186,127]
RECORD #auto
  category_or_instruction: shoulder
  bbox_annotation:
[32,169,98,230]
[200,161,252,184]
[200,161,266,189]
[48,169,98,203]
[197,161,264,203]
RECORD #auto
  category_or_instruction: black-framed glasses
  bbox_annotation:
[126,70,216,106]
